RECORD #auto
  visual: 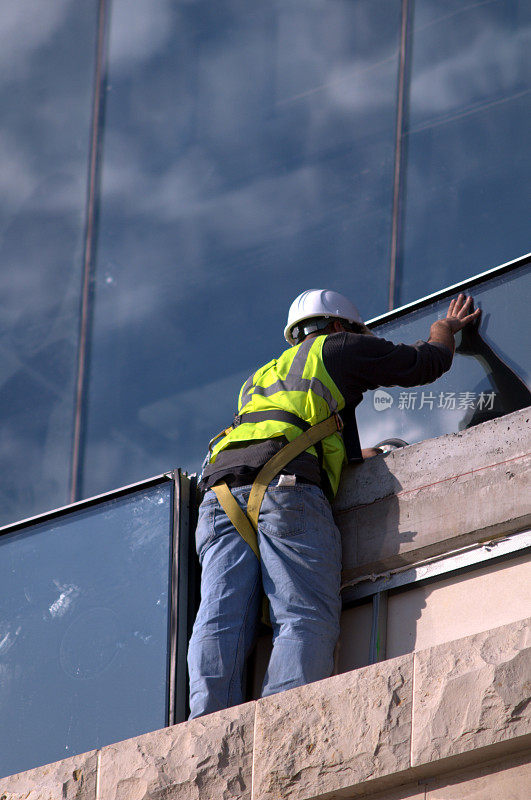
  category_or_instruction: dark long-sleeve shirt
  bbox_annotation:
[200,333,452,491]
[324,332,452,401]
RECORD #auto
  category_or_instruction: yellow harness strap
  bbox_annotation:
[246,415,339,530]
[211,414,341,560]
[212,482,260,559]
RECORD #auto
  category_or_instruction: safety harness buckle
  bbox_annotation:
[208,425,234,453]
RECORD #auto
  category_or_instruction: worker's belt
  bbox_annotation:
[208,409,311,454]
[232,409,311,433]
[211,413,342,562]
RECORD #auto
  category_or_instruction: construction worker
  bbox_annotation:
[187,290,481,718]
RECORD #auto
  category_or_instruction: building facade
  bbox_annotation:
[1,0,530,526]
[0,0,530,786]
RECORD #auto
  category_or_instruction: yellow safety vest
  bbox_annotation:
[209,335,347,497]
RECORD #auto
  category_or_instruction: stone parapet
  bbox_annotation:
[0,750,98,800]
[411,620,531,768]
[97,702,255,800]
[253,653,413,799]
[332,407,531,580]
[1,618,529,800]
[355,749,531,799]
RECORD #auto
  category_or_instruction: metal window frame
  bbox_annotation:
[0,473,173,536]
[368,251,531,329]
[389,0,414,311]
[170,470,199,725]
[70,0,111,504]
[342,529,531,665]
[0,470,196,730]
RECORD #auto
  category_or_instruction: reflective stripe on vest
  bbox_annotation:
[210,336,347,496]
[239,339,339,413]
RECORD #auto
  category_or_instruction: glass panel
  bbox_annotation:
[358,262,531,449]
[0,482,173,779]
[397,0,531,304]
[0,2,98,525]
[386,553,530,658]
[82,0,401,498]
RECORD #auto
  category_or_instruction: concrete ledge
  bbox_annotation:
[355,749,531,799]
[411,620,531,768]
[333,407,531,580]
[252,617,531,799]
[0,750,98,800]
[1,618,529,800]
[98,701,255,800]
[252,654,413,799]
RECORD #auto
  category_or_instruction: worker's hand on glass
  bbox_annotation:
[455,295,484,355]
[444,293,482,333]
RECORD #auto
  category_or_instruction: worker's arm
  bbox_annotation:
[428,294,482,356]
[325,295,481,393]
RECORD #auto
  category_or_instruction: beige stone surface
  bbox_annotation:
[2,621,530,800]
[353,750,531,799]
[252,655,413,800]
[0,750,97,800]
[333,407,531,580]
[386,554,531,659]
[337,454,530,581]
[425,749,531,799]
[98,703,255,800]
[335,407,530,510]
[353,781,425,799]
[411,618,531,767]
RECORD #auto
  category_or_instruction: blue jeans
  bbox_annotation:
[187,480,342,718]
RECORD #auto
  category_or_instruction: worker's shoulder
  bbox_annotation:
[323,330,396,357]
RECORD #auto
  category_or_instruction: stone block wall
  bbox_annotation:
[1,618,529,800]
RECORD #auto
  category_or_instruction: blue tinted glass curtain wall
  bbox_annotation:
[0,2,99,525]
[0,481,174,778]
[81,0,401,499]
[358,259,531,448]
[1,0,530,525]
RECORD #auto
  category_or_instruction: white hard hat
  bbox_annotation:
[284,289,365,345]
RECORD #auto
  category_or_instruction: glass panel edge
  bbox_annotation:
[368,251,531,327]
[0,473,175,536]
